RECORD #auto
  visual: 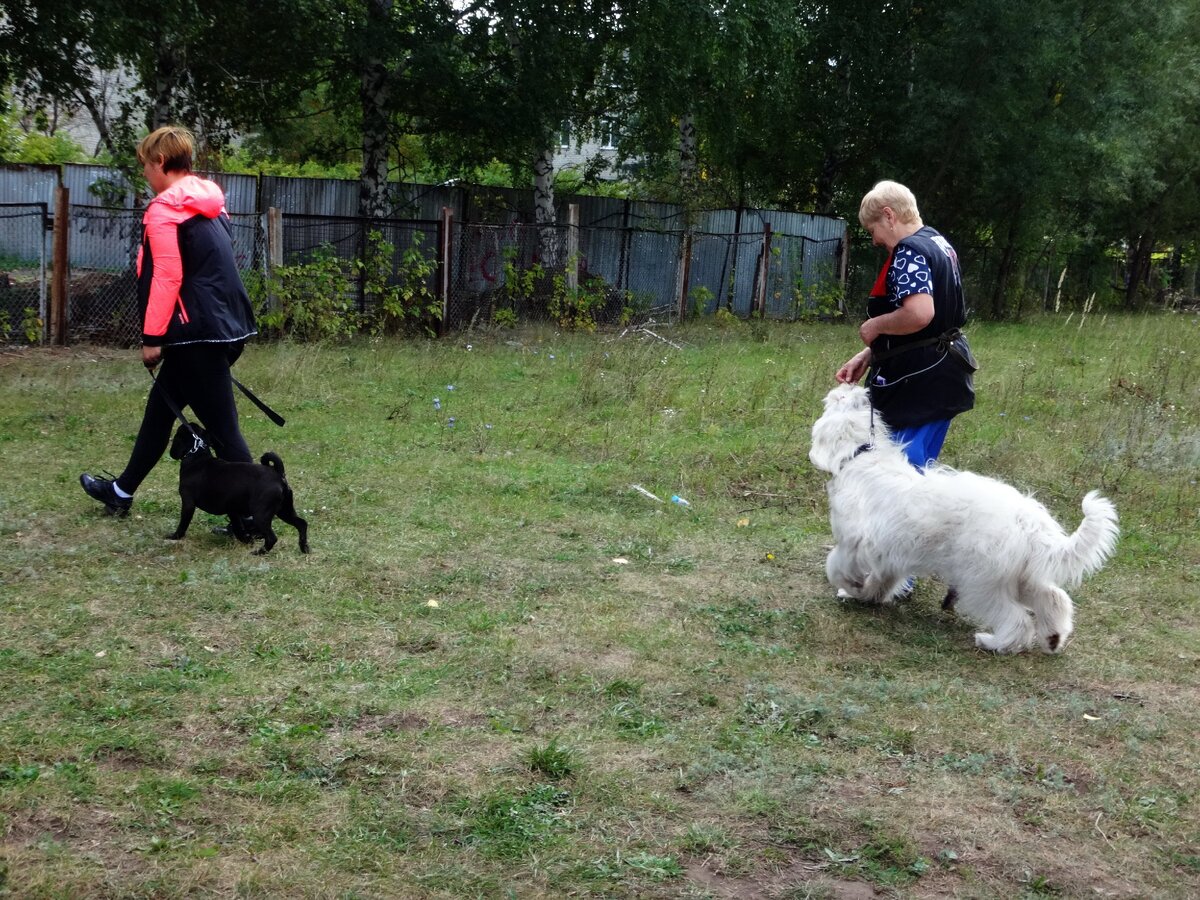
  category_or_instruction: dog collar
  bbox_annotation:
[853,443,873,458]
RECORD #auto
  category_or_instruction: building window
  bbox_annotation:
[600,120,618,151]
[558,126,571,151]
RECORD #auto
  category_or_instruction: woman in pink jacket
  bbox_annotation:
[80,126,257,517]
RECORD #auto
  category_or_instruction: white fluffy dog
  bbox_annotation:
[809,384,1119,654]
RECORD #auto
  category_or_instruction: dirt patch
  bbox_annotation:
[2,805,121,850]
[349,707,488,736]
[686,858,881,899]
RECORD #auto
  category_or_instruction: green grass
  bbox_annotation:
[0,314,1197,898]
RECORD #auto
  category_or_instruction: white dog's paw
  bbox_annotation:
[974,632,1026,654]
[1039,630,1073,654]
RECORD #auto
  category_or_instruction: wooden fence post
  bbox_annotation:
[677,231,693,320]
[438,206,453,335]
[264,207,283,320]
[754,221,772,317]
[50,185,69,345]
[267,207,283,270]
[566,203,579,292]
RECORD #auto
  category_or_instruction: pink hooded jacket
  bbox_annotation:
[136,174,256,347]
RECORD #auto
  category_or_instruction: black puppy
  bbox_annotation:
[167,425,309,555]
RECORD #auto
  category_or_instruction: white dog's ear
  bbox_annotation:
[809,428,836,472]
[809,416,848,473]
[822,383,867,411]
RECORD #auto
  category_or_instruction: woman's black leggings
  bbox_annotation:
[116,342,253,494]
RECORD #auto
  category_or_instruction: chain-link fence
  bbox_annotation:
[68,206,141,345]
[17,200,849,344]
[0,203,49,343]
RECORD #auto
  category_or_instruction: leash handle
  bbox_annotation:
[232,378,285,427]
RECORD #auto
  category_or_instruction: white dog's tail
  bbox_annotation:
[1045,491,1119,587]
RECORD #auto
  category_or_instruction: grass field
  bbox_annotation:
[1,313,1197,898]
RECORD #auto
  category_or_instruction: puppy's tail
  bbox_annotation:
[260,451,286,480]
[1047,490,1119,587]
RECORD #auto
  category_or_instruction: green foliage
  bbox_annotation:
[463,784,572,858]
[491,307,518,329]
[257,245,357,341]
[252,232,441,341]
[525,738,577,780]
[13,132,86,164]
[358,231,440,337]
[712,307,740,328]
[795,264,845,321]
[501,248,544,314]
[548,271,608,332]
[0,307,43,345]
[689,284,715,317]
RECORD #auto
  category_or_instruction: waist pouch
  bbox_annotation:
[872,328,978,373]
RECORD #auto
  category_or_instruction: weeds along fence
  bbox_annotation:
[0,203,48,343]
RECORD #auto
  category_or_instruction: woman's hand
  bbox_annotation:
[836,349,871,384]
[142,345,162,369]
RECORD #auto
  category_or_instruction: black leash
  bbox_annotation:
[232,378,286,427]
[148,370,206,445]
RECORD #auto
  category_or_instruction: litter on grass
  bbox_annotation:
[630,484,664,503]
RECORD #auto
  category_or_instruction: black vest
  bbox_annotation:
[866,226,975,429]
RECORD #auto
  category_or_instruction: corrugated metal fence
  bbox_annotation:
[0,163,847,344]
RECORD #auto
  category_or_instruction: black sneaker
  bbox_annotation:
[80,473,133,516]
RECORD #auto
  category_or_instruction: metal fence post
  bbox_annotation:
[51,186,69,345]
[836,231,849,314]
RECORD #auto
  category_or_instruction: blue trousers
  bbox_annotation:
[893,419,951,469]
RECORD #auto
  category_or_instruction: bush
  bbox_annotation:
[252,231,441,340]
[256,245,357,341]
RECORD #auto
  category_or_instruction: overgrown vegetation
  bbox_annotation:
[252,231,441,340]
[1,315,1197,897]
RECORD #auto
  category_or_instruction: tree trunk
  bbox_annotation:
[678,112,698,222]
[989,209,1023,318]
[1124,231,1154,309]
[533,148,558,267]
[151,42,184,129]
[358,0,393,220]
[813,146,840,216]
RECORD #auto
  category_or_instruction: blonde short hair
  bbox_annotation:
[859,180,922,227]
[136,126,194,174]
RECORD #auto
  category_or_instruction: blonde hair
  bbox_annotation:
[136,126,194,174]
[859,180,922,228]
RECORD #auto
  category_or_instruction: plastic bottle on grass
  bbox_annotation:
[671,495,690,507]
